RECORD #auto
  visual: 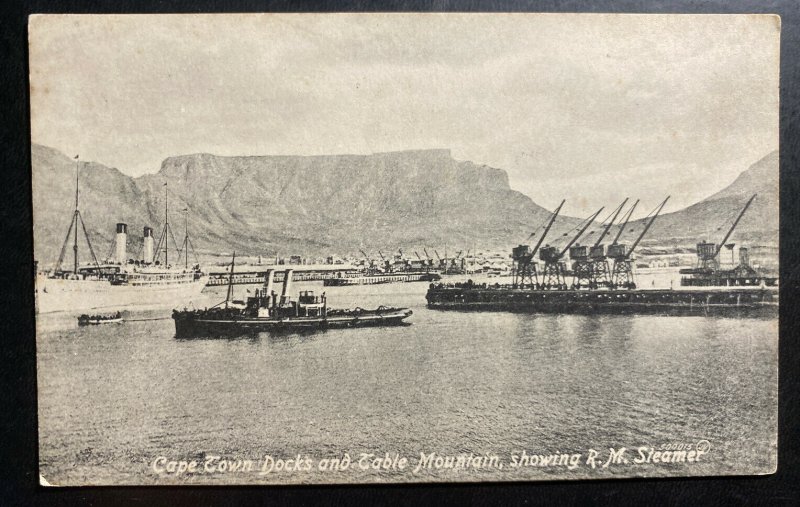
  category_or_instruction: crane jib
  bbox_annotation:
[593,198,629,248]
[529,199,566,258]
[559,206,605,259]
[625,196,670,258]
[611,199,640,246]
[714,194,757,258]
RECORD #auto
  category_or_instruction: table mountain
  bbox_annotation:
[31,144,778,266]
[33,144,562,263]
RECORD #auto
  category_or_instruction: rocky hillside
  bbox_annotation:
[31,145,153,265]
[31,144,779,265]
[639,150,779,248]
[32,145,567,263]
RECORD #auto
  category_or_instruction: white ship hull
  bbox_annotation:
[36,274,209,314]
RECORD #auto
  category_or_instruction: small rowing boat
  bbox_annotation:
[77,311,123,326]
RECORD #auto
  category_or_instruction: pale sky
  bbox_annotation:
[29,13,779,216]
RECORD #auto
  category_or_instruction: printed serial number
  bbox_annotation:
[659,443,695,451]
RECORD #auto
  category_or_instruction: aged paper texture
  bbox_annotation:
[30,13,779,485]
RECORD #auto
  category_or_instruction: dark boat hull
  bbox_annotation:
[78,318,123,326]
[426,284,778,318]
[173,308,413,337]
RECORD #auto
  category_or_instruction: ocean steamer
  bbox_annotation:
[36,159,207,314]
[426,195,778,318]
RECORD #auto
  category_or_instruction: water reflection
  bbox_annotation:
[36,278,777,485]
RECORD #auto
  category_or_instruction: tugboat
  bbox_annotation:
[172,254,413,337]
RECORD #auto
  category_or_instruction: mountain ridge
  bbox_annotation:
[639,150,778,247]
[31,144,778,265]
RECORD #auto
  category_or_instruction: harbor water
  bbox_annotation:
[36,269,778,485]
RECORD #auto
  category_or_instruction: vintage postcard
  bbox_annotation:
[30,13,779,485]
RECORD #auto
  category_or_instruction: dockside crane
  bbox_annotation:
[396,248,409,271]
[681,194,757,275]
[692,194,757,272]
[414,251,427,272]
[610,199,640,247]
[571,198,629,288]
[456,248,469,273]
[433,249,452,274]
[610,196,670,289]
[539,206,605,289]
[600,199,639,279]
[511,199,566,289]
[423,248,434,269]
[359,248,375,271]
[452,250,464,273]
[378,250,389,272]
[680,194,758,285]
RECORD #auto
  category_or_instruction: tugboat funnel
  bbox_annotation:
[282,269,294,300]
[264,269,275,303]
[115,223,127,264]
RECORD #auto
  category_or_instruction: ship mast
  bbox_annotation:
[165,182,169,266]
[54,155,100,274]
[174,207,199,270]
[225,251,236,308]
[73,156,79,273]
[183,208,188,269]
[152,182,182,266]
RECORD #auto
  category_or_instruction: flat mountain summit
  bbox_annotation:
[31,144,778,265]
[32,145,556,263]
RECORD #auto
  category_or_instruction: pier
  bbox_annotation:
[205,263,357,286]
[426,282,778,317]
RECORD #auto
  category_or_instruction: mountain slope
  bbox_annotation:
[32,145,154,267]
[31,144,778,265]
[32,145,565,262]
[641,150,778,247]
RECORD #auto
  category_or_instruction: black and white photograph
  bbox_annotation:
[29,13,779,485]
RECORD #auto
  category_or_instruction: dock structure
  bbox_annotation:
[426,194,777,319]
[205,263,357,286]
[426,281,778,317]
[323,272,441,286]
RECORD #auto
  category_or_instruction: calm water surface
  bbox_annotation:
[36,271,778,485]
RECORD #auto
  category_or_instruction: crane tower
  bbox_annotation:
[511,200,565,289]
[540,207,604,289]
[610,197,669,289]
